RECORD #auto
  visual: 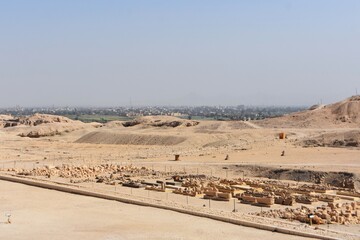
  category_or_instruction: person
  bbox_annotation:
[6,213,11,224]
[281,150,285,156]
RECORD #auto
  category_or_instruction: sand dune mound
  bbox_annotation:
[227,121,256,129]
[194,121,254,134]
[16,123,88,138]
[257,96,360,128]
[203,139,249,149]
[104,121,124,128]
[308,104,325,111]
[1,113,78,128]
[301,130,360,148]
[122,116,199,128]
[0,115,14,128]
[0,114,13,121]
[331,95,360,122]
[194,122,226,134]
[0,114,98,138]
[75,131,187,146]
[19,113,75,126]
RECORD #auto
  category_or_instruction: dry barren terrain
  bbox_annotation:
[1,96,360,239]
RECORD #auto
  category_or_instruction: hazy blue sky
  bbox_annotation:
[0,0,359,107]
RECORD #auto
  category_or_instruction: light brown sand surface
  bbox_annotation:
[1,97,360,239]
[0,180,313,240]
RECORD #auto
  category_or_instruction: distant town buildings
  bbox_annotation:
[0,105,306,122]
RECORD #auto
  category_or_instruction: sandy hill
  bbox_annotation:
[1,114,100,138]
[193,121,254,134]
[300,130,360,148]
[19,113,75,126]
[257,95,360,128]
[75,131,187,146]
[122,116,199,128]
[104,121,124,128]
[1,113,77,128]
[0,114,13,127]
[331,95,360,121]
[74,118,269,149]
[0,114,13,120]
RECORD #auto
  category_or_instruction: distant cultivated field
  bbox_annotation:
[66,114,133,123]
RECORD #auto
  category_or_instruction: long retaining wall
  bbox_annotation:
[0,174,342,240]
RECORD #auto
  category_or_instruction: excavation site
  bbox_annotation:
[1,96,360,240]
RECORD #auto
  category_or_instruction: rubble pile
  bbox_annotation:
[145,182,166,192]
[238,190,275,206]
[295,195,318,204]
[13,164,159,182]
[122,116,200,128]
[171,177,242,200]
[95,174,127,185]
[173,178,205,196]
[254,202,360,225]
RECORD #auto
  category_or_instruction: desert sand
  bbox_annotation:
[0,180,311,240]
[1,96,360,239]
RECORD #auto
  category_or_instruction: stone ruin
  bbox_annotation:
[8,165,360,225]
[255,202,360,225]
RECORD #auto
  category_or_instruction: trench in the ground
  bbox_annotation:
[221,164,359,190]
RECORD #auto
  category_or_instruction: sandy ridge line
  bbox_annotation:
[0,173,350,240]
[242,121,263,129]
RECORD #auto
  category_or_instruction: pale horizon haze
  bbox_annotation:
[0,1,359,107]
